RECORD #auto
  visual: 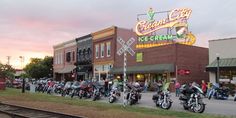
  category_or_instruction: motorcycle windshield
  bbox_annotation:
[192,85,203,94]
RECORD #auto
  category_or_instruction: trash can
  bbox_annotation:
[0,78,6,90]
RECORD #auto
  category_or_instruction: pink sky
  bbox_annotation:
[0,0,235,68]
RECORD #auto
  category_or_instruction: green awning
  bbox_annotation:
[109,64,175,74]
[206,58,236,71]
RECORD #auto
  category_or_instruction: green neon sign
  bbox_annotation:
[138,34,184,42]
[136,52,143,62]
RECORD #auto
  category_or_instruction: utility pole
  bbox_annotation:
[7,56,11,65]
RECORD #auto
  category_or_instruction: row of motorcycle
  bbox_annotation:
[35,80,206,113]
[35,80,123,102]
[152,83,206,113]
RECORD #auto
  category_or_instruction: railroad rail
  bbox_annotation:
[0,102,85,118]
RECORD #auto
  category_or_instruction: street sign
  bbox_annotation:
[116,37,135,107]
[117,37,135,56]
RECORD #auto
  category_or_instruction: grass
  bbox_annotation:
[0,88,231,118]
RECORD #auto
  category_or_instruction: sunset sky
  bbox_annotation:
[0,0,235,69]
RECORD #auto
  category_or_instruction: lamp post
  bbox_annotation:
[216,56,220,83]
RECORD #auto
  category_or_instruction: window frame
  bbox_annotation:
[106,42,111,57]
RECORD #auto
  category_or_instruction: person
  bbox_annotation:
[104,78,109,96]
[201,80,207,96]
[156,80,163,92]
[143,79,148,92]
[175,81,181,97]
[206,82,212,97]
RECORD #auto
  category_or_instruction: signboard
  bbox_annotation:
[136,52,143,62]
[135,8,196,49]
[178,69,190,75]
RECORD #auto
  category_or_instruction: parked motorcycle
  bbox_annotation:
[54,82,64,94]
[179,84,206,113]
[78,81,93,99]
[234,93,236,101]
[208,86,230,100]
[152,90,172,109]
[109,85,121,103]
[61,81,73,97]
[92,82,104,101]
[126,83,142,105]
[70,81,80,98]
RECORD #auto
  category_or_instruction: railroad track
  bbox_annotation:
[0,102,85,118]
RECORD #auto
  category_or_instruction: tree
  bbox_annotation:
[24,56,53,79]
[0,63,15,79]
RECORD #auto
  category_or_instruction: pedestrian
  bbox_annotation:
[201,80,207,96]
[156,80,163,92]
[143,79,148,92]
[104,78,109,96]
[175,81,181,97]
[206,82,212,97]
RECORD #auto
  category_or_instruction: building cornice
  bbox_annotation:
[91,26,116,40]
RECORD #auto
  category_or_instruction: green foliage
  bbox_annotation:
[0,63,15,79]
[24,56,53,79]
[20,73,31,79]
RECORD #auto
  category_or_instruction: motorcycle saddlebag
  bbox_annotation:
[152,94,158,100]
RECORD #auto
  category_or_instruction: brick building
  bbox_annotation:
[92,26,136,81]
[53,40,77,81]
[110,43,209,91]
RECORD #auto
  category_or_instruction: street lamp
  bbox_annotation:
[216,54,220,84]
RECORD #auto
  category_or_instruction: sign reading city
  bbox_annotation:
[135,8,196,49]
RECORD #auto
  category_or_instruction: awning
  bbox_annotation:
[58,65,76,73]
[109,64,175,74]
[206,58,236,71]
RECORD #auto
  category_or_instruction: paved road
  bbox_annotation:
[97,92,236,116]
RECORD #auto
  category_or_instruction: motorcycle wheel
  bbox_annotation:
[183,104,189,110]
[109,96,116,103]
[161,101,172,110]
[155,100,160,107]
[71,92,74,98]
[192,103,205,113]
[61,91,66,97]
[92,95,97,101]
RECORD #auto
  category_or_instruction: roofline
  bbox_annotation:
[209,37,236,42]
[75,34,92,42]
[53,39,76,48]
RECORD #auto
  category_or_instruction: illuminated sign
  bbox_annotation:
[136,52,143,62]
[135,8,196,48]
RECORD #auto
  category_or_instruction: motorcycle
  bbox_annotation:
[126,83,142,105]
[179,84,206,113]
[234,92,236,101]
[109,85,121,103]
[208,86,229,100]
[78,81,93,99]
[70,81,80,98]
[61,81,73,97]
[92,82,104,101]
[54,82,64,94]
[152,90,172,109]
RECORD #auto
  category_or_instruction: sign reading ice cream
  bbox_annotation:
[135,8,196,49]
